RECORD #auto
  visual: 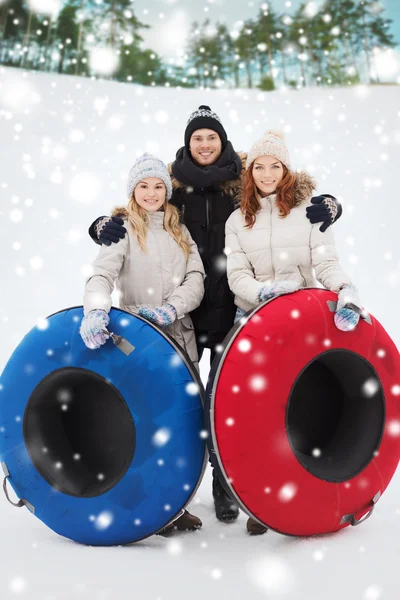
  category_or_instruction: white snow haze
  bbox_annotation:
[0,66,400,599]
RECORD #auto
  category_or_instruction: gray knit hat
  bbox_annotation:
[127,153,173,200]
[246,130,291,170]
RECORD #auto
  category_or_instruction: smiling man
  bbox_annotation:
[88,105,342,529]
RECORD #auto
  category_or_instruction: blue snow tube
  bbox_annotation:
[0,307,206,545]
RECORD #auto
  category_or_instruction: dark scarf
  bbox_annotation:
[171,141,242,189]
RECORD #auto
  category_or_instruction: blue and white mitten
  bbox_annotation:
[80,309,110,349]
[334,285,361,332]
[258,280,301,303]
[138,304,177,327]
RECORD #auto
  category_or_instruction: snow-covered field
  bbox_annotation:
[0,66,400,599]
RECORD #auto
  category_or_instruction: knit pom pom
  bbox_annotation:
[198,105,212,111]
[266,129,285,140]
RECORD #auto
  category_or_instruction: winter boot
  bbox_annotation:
[157,510,202,535]
[246,517,268,535]
[173,509,202,531]
[212,471,239,522]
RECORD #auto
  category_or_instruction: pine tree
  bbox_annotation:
[287,6,308,86]
[355,0,377,81]
[235,19,258,88]
[255,5,279,87]
[186,20,219,88]
[1,0,27,64]
[54,2,79,73]
[0,1,12,40]
[116,45,167,85]
[20,4,43,67]
[100,0,147,48]
[324,0,362,82]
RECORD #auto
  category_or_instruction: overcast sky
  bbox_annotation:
[133,0,399,60]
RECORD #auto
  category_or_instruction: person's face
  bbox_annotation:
[189,129,222,166]
[252,155,284,195]
[134,177,166,212]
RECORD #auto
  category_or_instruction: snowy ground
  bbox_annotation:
[0,67,400,599]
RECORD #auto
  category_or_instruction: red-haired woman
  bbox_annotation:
[225,131,363,535]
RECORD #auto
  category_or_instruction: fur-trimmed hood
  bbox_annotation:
[168,151,316,205]
[292,171,317,205]
[112,162,316,217]
[112,206,130,219]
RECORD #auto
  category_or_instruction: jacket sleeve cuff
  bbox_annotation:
[88,216,107,246]
[320,195,342,223]
[83,292,112,316]
[167,298,186,320]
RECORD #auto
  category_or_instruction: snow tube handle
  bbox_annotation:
[2,462,35,514]
[326,300,372,325]
[102,328,135,356]
[340,491,381,527]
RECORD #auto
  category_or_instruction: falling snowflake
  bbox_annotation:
[364,585,381,600]
[36,317,49,330]
[387,420,400,436]
[9,209,23,223]
[211,568,222,580]
[94,511,114,531]
[8,577,27,593]
[89,48,120,76]
[362,378,380,398]
[238,339,251,353]
[185,382,200,396]
[152,427,171,447]
[167,540,183,556]
[278,482,297,502]
[247,557,294,594]
[249,375,267,392]
[69,173,102,204]
[69,129,85,143]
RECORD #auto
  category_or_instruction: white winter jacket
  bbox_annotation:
[225,172,353,312]
[84,207,205,368]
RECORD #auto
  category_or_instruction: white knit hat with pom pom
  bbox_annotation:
[246,130,291,170]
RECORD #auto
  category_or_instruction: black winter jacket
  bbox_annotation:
[168,158,245,335]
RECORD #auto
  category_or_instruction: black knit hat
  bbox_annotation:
[184,105,228,150]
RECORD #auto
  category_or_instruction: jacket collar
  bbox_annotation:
[168,152,247,199]
[111,206,165,228]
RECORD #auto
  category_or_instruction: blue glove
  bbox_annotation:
[95,216,127,246]
[334,285,361,332]
[258,280,301,303]
[80,309,110,349]
[138,304,177,327]
[306,195,342,232]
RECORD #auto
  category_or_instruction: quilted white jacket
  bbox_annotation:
[84,207,205,367]
[225,172,353,312]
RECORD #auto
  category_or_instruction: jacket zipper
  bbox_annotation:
[269,197,274,279]
[298,267,307,287]
[204,190,211,306]
[205,194,210,230]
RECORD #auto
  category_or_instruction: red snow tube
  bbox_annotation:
[206,289,400,536]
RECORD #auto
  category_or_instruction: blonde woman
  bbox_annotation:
[80,153,205,533]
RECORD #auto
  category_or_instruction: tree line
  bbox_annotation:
[0,0,397,89]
